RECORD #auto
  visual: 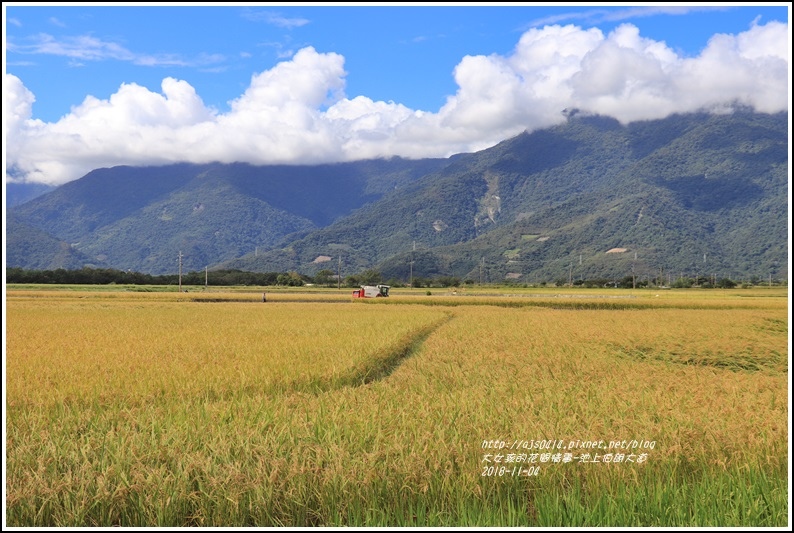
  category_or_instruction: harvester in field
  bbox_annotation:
[352,285,390,298]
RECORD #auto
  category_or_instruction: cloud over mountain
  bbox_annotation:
[5,20,788,186]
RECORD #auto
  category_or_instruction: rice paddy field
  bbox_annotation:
[4,285,790,527]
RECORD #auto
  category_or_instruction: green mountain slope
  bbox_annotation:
[7,111,787,281]
[5,212,103,271]
[222,111,788,282]
[7,158,447,274]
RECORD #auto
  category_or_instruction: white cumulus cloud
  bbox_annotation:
[5,20,789,186]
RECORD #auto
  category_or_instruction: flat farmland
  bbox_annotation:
[4,287,789,526]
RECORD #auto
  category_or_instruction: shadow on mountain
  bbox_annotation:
[652,174,764,211]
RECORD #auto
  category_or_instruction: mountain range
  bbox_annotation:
[6,110,789,283]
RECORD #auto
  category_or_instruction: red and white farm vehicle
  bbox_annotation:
[352,285,390,298]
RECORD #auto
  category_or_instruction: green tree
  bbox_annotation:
[436,275,461,287]
[276,271,304,286]
[359,269,382,285]
[286,271,304,286]
[314,269,335,287]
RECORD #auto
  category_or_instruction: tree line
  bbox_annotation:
[6,267,283,287]
[5,266,780,289]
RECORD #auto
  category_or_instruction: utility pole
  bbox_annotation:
[337,255,341,290]
[410,241,415,287]
[205,266,208,289]
[178,251,183,292]
[568,262,573,287]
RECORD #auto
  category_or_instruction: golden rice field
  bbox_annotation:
[4,286,790,526]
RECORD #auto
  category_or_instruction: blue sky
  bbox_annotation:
[3,3,790,186]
